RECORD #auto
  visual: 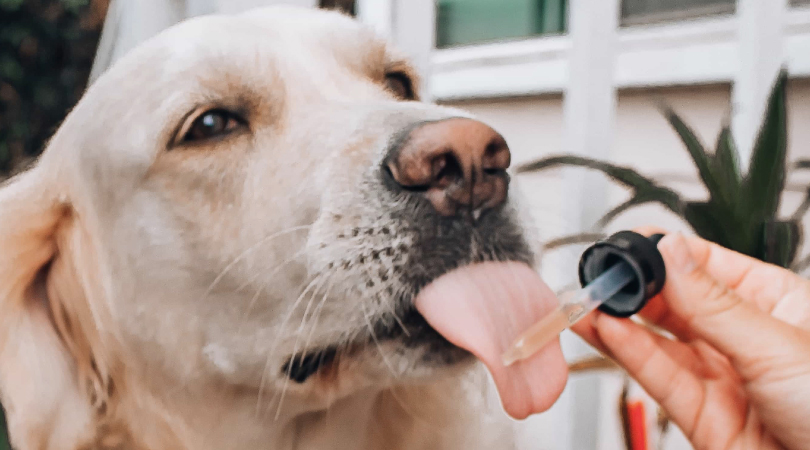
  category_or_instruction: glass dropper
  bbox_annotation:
[502,231,667,367]
[502,261,635,366]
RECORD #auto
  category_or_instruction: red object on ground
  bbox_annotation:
[627,400,648,450]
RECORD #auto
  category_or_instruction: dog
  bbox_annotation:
[0,6,540,449]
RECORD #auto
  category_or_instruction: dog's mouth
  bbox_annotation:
[282,347,339,383]
[280,308,468,384]
[280,269,504,384]
[283,204,535,384]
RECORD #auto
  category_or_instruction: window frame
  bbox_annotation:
[621,2,735,27]
[429,7,810,101]
[434,0,568,49]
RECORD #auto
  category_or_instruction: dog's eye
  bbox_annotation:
[384,72,415,100]
[183,109,243,142]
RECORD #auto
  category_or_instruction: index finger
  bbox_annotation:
[634,229,807,316]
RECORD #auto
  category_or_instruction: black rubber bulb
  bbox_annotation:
[578,231,667,318]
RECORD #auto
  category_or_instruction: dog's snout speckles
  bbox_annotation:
[298,121,534,382]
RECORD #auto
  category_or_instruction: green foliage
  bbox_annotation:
[519,70,805,269]
[0,406,7,450]
[0,0,104,177]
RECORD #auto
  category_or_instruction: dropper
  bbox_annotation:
[502,231,666,367]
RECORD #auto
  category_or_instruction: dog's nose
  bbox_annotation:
[385,118,511,217]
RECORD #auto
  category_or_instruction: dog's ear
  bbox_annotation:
[0,166,113,448]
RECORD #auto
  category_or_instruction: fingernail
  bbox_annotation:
[660,232,695,274]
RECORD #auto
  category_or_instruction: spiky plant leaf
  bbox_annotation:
[683,202,738,252]
[760,221,801,268]
[664,108,726,202]
[742,69,789,223]
[543,233,607,251]
[711,126,742,205]
[0,405,8,450]
[517,155,685,217]
[596,191,670,228]
[794,160,810,170]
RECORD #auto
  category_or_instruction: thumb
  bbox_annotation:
[657,233,802,379]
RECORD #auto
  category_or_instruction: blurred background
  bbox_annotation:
[3,1,810,449]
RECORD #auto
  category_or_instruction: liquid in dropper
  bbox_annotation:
[501,261,635,366]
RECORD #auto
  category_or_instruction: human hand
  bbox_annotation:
[572,231,810,450]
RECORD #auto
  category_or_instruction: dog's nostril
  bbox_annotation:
[386,164,430,193]
[384,118,511,217]
[432,152,463,187]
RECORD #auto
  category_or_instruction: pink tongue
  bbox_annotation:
[415,262,568,419]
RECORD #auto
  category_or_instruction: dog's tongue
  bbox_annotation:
[415,262,568,419]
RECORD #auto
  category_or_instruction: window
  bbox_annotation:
[319,0,356,16]
[436,0,567,49]
[621,0,735,26]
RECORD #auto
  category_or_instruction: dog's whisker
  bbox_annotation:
[236,246,307,293]
[238,286,266,337]
[256,272,323,413]
[290,275,330,368]
[273,366,294,422]
[299,278,335,364]
[269,283,326,423]
[360,303,398,379]
[200,225,311,302]
[268,273,332,420]
[352,257,410,338]
[390,303,410,337]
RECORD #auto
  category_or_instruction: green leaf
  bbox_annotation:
[742,69,789,223]
[0,0,24,12]
[664,107,727,204]
[543,233,607,251]
[0,404,9,450]
[0,55,24,83]
[683,202,737,252]
[596,191,669,227]
[711,126,742,205]
[60,0,90,12]
[760,221,801,268]
[794,159,810,170]
[517,155,685,216]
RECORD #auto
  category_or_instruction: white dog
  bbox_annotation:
[0,6,540,449]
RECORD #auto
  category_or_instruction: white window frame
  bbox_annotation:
[430,6,810,102]
[620,1,735,26]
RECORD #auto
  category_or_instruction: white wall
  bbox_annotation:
[90,0,318,81]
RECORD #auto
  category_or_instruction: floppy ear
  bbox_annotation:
[0,166,114,449]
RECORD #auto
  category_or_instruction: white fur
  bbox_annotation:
[0,6,524,450]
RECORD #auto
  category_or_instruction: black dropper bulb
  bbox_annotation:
[578,231,667,318]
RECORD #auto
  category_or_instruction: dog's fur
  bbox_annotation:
[0,7,538,450]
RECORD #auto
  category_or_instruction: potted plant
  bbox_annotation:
[524,70,804,449]
[519,70,807,270]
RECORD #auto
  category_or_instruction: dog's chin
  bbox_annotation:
[281,308,472,386]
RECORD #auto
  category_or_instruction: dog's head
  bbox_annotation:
[0,6,535,448]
